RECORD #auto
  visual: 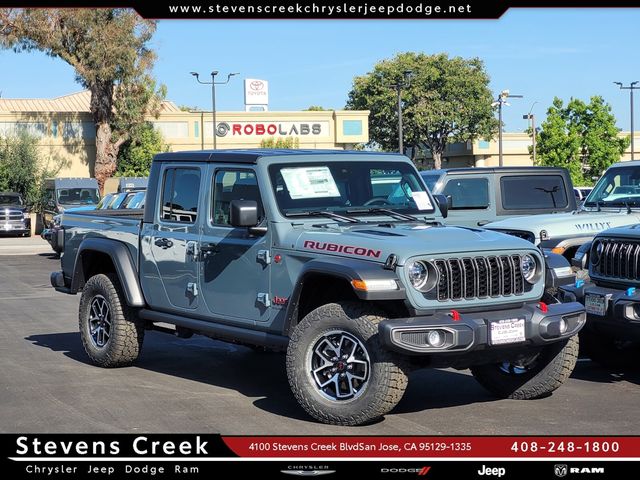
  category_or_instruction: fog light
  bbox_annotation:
[427,330,445,347]
[559,319,568,334]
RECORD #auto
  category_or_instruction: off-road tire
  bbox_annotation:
[579,329,640,369]
[287,302,408,426]
[470,335,579,400]
[79,273,144,367]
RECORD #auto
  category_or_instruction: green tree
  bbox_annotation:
[305,105,329,111]
[0,131,66,206]
[0,8,165,192]
[535,96,628,185]
[346,52,498,168]
[116,122,168,177]
[260,137,300,149]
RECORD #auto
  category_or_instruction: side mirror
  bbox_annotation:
[433,194,449,219]
[230,199,259,227]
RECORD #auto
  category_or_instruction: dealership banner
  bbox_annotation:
[2,434,640,479]
[0,1,635,20]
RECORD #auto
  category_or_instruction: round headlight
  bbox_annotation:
[520,254,537,283]
[407,261,428,290]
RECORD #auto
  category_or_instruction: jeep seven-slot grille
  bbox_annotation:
[593,239,640,280]
[433,255,525,301]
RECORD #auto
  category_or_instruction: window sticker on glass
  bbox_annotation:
[281,167,341,199]
[411,191,433,211]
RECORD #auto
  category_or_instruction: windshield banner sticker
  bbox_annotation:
[281,167,341,199]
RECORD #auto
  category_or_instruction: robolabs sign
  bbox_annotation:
[215,121,329,138]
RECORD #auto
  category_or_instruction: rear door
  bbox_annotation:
[440,175,494,227]
[140,164,203,312]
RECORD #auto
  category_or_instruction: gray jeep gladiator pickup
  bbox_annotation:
[51,150,585,426]
[560,226,640,367]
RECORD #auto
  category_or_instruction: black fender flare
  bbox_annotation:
[543,251,575,289]
[70,237,146,307]
[282,257,405,335]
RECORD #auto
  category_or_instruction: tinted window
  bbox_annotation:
[501,175,568,209]
[56,188,99,205]
[212,170,263,226]
[161,168,201,223]
[442,178,489,209]
[0,194,23,206]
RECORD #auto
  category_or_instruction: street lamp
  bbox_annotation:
[523,101,538,164]
[191,70,239,150]
[492,89,523,167]
[614,81,639,160]
[388,70,413,155]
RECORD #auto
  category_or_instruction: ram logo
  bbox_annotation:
[554,465,567,477]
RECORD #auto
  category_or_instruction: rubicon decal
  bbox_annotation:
[303,240,381,258]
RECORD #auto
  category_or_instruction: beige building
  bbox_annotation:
[425,132,640,169]
[0,91,370,178]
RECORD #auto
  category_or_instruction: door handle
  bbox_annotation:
[477,220,490,226]
[154,237,174,249]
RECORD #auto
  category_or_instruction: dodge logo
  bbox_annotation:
[250,80,264,91]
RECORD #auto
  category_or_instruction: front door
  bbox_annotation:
[140,165,203,312]
[199,168,271,324]
[440,175,493,227]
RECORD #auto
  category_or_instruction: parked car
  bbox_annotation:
[0,192,31,237]
[117,177,148,193]
[52,149,584,426]
[560,226,640,367]
[574,186,593,205]
[486,160,640,262]
[420,167,576,228]
[40,177,100,231]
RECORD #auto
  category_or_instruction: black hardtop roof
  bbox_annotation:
[153,149,401,164]
[422,166,569,175]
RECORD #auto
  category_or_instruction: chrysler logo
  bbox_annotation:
[280,471,335,476]
[250,80,265,91]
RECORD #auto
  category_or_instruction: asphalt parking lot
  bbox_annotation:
[1,241,639,435]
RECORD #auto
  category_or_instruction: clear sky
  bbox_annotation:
[1,8,639,132]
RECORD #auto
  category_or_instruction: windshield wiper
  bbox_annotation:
[346,207,421,222]
[285,210,360,223]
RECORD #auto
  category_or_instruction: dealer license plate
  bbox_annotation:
[490,318,526,345]
[585,293,607,316]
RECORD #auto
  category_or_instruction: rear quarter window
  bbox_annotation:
[501,175,568,210]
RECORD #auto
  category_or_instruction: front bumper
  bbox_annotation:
[0,219,30,235]
[559,283,640,340]
[379,302,585,355]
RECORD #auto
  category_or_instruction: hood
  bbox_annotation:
[595,223,640,240]
[485,210,640,238]
[283,223,537,264]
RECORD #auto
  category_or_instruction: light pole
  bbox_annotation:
[492,89,523,167]
[523,101,538,164]
[614,81,639,160]
[191,70,239,150]
[388,70,413,155]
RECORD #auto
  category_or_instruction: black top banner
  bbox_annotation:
[0,1,638,20]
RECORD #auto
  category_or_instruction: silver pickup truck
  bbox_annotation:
[51,149,585,425]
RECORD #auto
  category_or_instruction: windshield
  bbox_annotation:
[56,188,99,205]
[420,172,443,192]
[269,161,435,217]
[584,166,640,207]
[0,194,23,206]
